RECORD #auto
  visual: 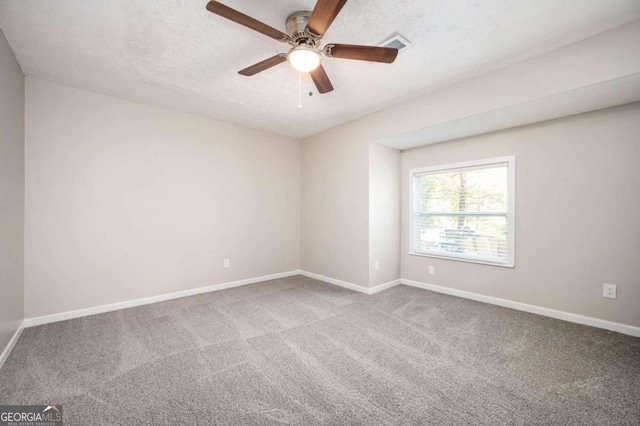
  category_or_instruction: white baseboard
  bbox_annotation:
[24,270,301,327]
[401,278,640,338]
[0,320,25,371]
[19,269,639,338]
[299,270,400,295]
[370,279,402,294]
[299,270,370,293]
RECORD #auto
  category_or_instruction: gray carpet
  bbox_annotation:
[1,275,639,425]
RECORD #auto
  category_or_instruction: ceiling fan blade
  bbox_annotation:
[206,1,289,42]
[238,54,287,76]
[310,65,334,94]
[307,0,348,36]
[325,44,398,63]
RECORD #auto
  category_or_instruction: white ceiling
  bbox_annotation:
[1,0,639,139]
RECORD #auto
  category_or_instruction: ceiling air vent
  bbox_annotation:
[379,33,411,52]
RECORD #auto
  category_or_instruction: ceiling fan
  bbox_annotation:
[205,0,399,94]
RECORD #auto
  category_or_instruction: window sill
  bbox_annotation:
[408,251,515,268]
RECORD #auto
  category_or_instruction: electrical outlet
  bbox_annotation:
[602,283,616,299]
[428,265,435,275]
[224,258,230,268]
[374,261,380,271]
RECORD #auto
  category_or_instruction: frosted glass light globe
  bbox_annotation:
[287,45,322,72]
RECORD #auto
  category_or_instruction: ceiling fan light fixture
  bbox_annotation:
[206,2,398,94]
[287,45,322,72]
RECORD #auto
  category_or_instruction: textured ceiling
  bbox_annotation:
[1,0,639,138]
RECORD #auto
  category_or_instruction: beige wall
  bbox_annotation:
[0,29,24,352]
[401,103,640,327]
[24,78,300,318]
[369,143,400,287]
[300,135,400,290]
[300,130,370,288]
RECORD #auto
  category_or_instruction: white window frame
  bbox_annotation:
[409,156,516,268]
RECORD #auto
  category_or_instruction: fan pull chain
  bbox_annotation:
[298,72,303,109]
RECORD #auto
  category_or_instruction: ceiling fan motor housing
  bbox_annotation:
[286,11,320,47]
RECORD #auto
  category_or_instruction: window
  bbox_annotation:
[409,156,515,267]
